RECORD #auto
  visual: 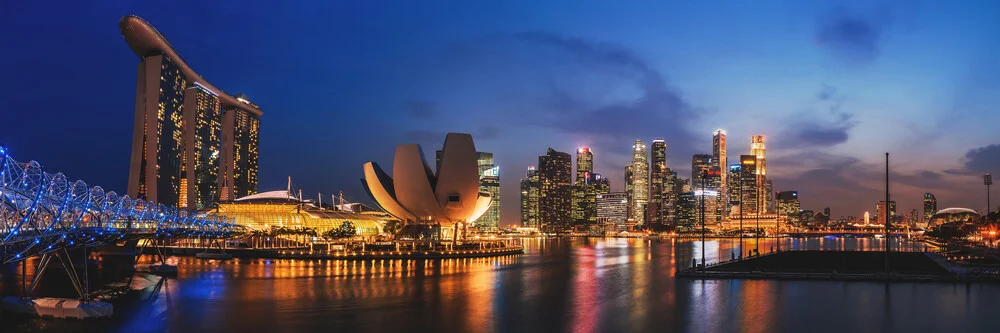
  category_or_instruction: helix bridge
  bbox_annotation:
[0,146,239,265]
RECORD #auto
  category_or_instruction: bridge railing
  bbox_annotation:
[0,147,237,263]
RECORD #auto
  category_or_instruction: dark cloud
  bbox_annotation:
[815,7,891,64]
[507,31,701,163]
[948,144,1000,175]
[777,85,856,149]
[772,151,960,216]
[406,100,439,119]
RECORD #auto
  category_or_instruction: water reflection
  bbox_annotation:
[1,237,997,333]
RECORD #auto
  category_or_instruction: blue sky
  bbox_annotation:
[2,1,1000,225]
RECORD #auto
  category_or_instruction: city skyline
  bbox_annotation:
[2,2,1000,226]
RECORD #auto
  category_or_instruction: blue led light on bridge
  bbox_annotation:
[1,150,237,263]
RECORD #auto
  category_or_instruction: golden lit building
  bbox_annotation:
[207,191,386,236]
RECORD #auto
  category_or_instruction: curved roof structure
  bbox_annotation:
[361,133,492,226]
[119,15,263,117]
[929,207,980,227]
[934,207,978,215]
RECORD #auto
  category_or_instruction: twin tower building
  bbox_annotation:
[121,16,261,210]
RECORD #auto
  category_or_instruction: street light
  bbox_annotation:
[700,169,707,270]
[985,173,993,224]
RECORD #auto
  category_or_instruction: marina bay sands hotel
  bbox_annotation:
[120,15,261,209]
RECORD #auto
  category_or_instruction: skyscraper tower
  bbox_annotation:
[629,140,649,225]
[750,135,768,213]
[649,139,667,227]
[539,148,572,231]
[123,16,262,208]
[576,147,593,184]
[520,166,540,228]
[923,193,937,226]
[473,152,500,231]
[727,163,741,215]
[572,147,598,226]
[713,130,727,210]
[739,155,759,215]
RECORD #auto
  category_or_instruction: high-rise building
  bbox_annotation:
[765,179,775,213]
[572,148,596,226]
[713,130,727,210]
[776,191,800,225]
[692,154,713,184]
[519,166,540,228]
[662,168,679,227]
[648,139,668,227]
[629,140,649,225]
[182,84,222,209]
[876,200,897,225]
[739,155,759,215]
[220,94,261,202]
[539,148,572,231]
[597,192,629,228]
[727,164,741,215]
[750,136,768,213]
[576,147,593,184]
[123,16,262,208]
[624,165,633,207]
[923,193,937,224]
[470,152,500,231]
[676,189,696,228]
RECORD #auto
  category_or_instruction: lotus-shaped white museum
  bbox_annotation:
[362,133,492,229]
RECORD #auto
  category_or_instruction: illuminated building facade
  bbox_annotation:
[676,190,696,228]
[210,191,385,236]
[629,140,649,225]
[739,155,759,215]
[727,164,741,215]
[520,166,540,228]
[923,193,937,226]
[474,152,500,231]
[712,130,727,209]
[572,148,595,225]
[221,96,261,201]
[648,139,667,227]
[776,191,800,225]
[539,148,572,231]
[624,165,633,216]
[576,148,593,183]
[597,192,629,227]
[876,200,897,225]
[122,16,262,208]
[183,85,222,209]
[750,135,769,213]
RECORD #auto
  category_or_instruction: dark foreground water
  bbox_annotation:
[3,237,1000,333]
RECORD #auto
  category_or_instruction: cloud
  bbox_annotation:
[506,31,702,162]
[815,7,891,64]
[776,85,857,149]
[948,144,1000,175]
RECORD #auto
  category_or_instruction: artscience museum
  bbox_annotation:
[361,133,492,239]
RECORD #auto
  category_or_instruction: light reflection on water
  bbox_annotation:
[2,237,999,333]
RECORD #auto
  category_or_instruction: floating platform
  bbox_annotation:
[196,252,234,260]
[677,250,978,283]
[145,263,179,276]
[1,296,113,319]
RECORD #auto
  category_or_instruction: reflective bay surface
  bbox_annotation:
[2,237,1000,333]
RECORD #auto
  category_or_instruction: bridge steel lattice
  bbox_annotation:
[0,147,238,265]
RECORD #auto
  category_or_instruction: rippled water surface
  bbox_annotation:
[2,237,1000,332]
